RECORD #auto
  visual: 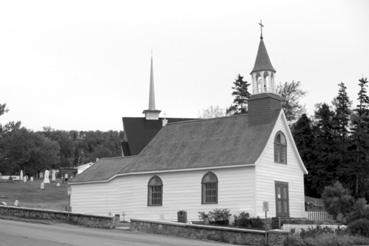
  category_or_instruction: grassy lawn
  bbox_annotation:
[0,179,68,211]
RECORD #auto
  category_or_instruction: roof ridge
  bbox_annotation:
[100,155,138,160]
[165,114,249,126]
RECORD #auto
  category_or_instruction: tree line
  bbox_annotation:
[226,74,369,200]
[0,107,123,177]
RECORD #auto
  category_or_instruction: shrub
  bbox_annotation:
[322,182,354,222]
[283,235,306,246]
[198,209,231,226]
[347,198,369,223]
[284,232,369,246]
[347,218,369,237]
[299,226,335,239]
[233,212,265,230]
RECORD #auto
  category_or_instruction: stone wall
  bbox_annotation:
[0,205,119,229]
[130,219,289,246]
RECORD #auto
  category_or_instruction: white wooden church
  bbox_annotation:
[70,31,308,221]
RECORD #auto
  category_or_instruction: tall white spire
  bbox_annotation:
[148,55,156,110]
[143,54,161,120]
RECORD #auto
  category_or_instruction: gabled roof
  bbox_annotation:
[251,38,276,74]
[122,117,195,155]
[72,111,280,183]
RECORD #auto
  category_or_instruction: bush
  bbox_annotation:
[322,182,354,222]
[284,232,369,246]
[233,212,265,230]
[347,198,369,223]
[284,235,306,246]
[347,219,369,237]
[198,208,231,226]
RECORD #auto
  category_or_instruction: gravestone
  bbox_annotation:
[39,172,44,179]
[51,170,56,181]
[30,176,34,182]
[40,182,44,190]
[14,200,19,206]
[56,182,60,187]
[43,170,50,184]
[20,170,23,181]
[23,176,27,182]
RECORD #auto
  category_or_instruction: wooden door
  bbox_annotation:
[275,181,289,217]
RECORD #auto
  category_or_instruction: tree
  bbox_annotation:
[201,106,226,118]
[292,114,317,196]
[331,82,352,184]
[226,74,251,115]
[349,77,369,196]
[312,103,338,195]
[0,128,60,176]
[277,81,306,121]
[322,181,354,222]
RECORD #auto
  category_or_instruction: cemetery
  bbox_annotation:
[0,170,68,211]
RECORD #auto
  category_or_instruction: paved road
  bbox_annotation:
[0,219,230,246]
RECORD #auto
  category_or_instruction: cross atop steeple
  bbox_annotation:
[259,20,264,39]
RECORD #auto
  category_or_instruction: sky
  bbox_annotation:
[0,0,368,131]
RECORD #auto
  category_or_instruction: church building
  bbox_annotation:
[69,31,308,221]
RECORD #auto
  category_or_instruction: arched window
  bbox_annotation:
[274,131,287,164]
[148,176,162,206]
[201,172,218,204]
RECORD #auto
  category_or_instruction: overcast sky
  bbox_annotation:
[0,0,368,131]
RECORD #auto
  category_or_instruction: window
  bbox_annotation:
[274,131,287,164]
[148,176,162,206]
[201,172,218,204]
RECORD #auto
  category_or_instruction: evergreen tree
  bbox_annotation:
[226,74,251,115]
[292,114,317,196]
[313,103,338,195]
[349,77,369,196]
[331,82,352,181]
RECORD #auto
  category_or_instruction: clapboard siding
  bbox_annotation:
[255,112,306,218]
[71,166,256,221]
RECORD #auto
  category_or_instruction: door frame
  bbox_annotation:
[275,181,290,217]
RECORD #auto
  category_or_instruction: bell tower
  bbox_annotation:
[248,21,283,126]
[250,20,277,94]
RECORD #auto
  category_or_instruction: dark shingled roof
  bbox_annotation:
[251,38,276,74]
[122,117,195,155]
[72,111,281,183]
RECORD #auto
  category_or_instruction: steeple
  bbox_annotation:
[248,22,282,126]
[143,55,161,120]
[250,21,277,95]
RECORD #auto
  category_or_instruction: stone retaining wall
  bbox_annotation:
[130,219,289,246]
[0,205,119,229]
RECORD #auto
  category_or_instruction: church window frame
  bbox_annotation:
[274,131,287,164]
[201,172,218,204]
[147,175,163,206]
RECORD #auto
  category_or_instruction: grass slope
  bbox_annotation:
[0,180,68,211]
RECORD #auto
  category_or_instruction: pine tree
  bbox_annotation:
[292,114,318,196]
[350,77,369,196]
[226,74,251,115]
[313,103,338,195]
[331,82,352,181]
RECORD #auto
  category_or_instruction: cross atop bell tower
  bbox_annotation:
[259,20,264,39]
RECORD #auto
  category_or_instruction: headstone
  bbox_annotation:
[40,182,44,190]
[43,170,50,184]
[56,182,60,187]
[20,170,23,180]
[30,176,34,182]
[64,173,69,182]
[51,170,56,181]
[39,172,44,179]
[14,200,19,206]
[23,176,27,182]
